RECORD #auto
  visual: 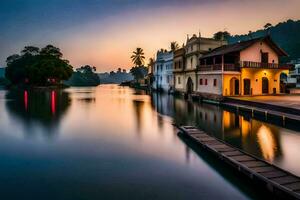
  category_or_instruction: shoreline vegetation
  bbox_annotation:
[4,45,101,89]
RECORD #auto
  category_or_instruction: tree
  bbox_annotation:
[264,23,273,35]
[5,45,73,86]
[213,31,231,40]
[21,46,40,56]
[264,23,272,30]
[130,66,148,81]
[131,48,145,67]
[248,31,253,39]
[170,41,179,51]
[6,54,20,65]
[67,65,99,86]
[40,45,63,58]
[76,65,96,73]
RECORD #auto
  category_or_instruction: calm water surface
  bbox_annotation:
[0,85,299,199]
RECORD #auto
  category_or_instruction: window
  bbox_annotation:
[178,77,181,84]
[213,79,217,86]
[261,52,269,63]
[179,62,181,69]
[205,79,208,85]
[191,58,193,66]
[199,79,203,85]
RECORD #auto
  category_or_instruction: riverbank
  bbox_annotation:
[152,88,300,126]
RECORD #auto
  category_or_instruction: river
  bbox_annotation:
[0,85,299,199]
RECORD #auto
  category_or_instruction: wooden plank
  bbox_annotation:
[179,125,300,198]
[203,141,223,145]
[229,155,255,162]
[241,161,267,168]
[251,166,277,173]
[284,182,300,191]
[189,131,205,135]
[271,176,300,185]
[209,144,228,149]
[260,171,287,179]
[222,151,243,156]
[215,147,236,152]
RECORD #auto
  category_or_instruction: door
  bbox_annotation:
[186,77,193,94]
[262,77,269,94]
[234,79,239,95]
[244,79,251,95]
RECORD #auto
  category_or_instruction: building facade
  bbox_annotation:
[197,36,291,100]
[173,33,226,94]
[152,50,174,92]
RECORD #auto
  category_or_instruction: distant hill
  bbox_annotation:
[228,19,300,63]
[65,71,100,87]
[98,71,133,84]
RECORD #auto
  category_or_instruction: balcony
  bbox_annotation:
[198,61,293,72]
[241,61,293,69]
[198,64,240,72]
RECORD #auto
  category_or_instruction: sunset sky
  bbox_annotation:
[1,0,300,72]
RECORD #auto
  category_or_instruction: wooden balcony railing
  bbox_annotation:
[241,61,292,69]
[198,61,292,72]
[198,64,240,72]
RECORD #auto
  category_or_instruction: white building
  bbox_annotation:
[152,50,174,92]
[288,64,300,88]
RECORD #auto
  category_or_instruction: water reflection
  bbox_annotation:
[5,89,71,135]
[0,85,296,199]
[151,92,299,175]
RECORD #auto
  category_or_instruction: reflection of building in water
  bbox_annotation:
[257,125,277,161]
[151,92,174,118]
[150,92,282,162]
[222,111,282,162]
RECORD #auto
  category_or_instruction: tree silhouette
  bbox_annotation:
[5,45,73,86]
[213,31,231,40]
[264,23,272,30]
[131,48,145,67]
[21,46,40,56]
[170,41,179,51]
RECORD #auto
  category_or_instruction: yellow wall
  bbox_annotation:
[223,74,241,96]
[222,69,288,96]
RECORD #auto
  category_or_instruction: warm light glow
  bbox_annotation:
[257,125,277,161]
[24,90,28,111]
[51,91,56,115]
[223,111,231,129]
[241,117,251,137]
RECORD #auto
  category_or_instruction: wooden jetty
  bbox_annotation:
[178,125,300,199]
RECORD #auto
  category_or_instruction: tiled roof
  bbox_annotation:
[200,36,288,59]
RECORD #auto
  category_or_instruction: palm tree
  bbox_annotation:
[131,48,145,67]
[170,41,179,52]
